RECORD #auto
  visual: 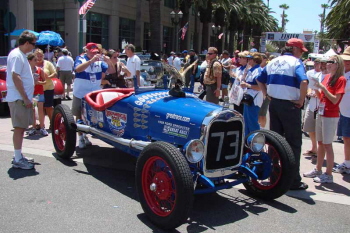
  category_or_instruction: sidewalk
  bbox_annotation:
[0,103,349,203]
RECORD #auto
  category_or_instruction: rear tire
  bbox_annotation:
[51,104,76,159]
[136,142,193,229]
[243,130,296,200]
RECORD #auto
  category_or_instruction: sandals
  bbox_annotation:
[303,150,317,156]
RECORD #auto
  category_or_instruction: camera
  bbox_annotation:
[99,55,105,61]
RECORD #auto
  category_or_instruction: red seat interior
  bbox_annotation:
[85,88,134,111]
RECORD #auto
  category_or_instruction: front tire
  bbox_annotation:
[243,130,296,200]
[136,142,193,230]
[51,104,76,159]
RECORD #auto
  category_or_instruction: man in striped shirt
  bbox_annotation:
[257,38,309,190]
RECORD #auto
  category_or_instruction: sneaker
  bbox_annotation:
[40,128,49,136]
[333,163,350,174]
[12,158,35,169]
[11,155,34,164]
[84,136,92,146]
[27,128,36,136]
[313,173,333,183]
[303,168,322,178]
[79,138,86,149]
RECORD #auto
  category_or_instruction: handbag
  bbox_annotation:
[229,78,244,105]
[241,92,258,106]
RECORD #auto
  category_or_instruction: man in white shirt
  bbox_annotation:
[167,51,175,66]
[173,53,182,71]
[56,49,74,99]
[125,44,141,86]
[6,31,37,169]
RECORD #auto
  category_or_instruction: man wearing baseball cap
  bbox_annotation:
[73,42,114,148]
[257,38,309,190]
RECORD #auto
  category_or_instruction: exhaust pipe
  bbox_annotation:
[75,124,151,151]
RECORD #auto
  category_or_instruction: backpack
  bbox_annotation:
[210,59,230,85]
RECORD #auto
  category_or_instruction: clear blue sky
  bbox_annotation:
[264,0,330,33]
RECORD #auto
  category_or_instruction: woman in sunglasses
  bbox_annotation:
[303,55,346,183]
[103,49,131,89]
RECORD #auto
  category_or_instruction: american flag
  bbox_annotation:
[79,0,96,15]
[181,22,189,40]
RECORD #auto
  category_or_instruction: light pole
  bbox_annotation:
[170,10,183,53]
[75,0,85,55]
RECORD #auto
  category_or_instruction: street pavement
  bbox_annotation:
[0,93,349,232]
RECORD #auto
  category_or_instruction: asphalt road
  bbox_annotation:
[1,148,350,233]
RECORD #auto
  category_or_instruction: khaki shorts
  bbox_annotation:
[316,115,339,144]
[59,71,73,85]
[72,95,82,118]
[8,100,33,129]
[303,108,316,132]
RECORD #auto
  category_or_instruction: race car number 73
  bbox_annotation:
[211,131,239,161]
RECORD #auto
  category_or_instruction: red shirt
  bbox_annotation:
[320,74,346,117]
[33,67,44,95]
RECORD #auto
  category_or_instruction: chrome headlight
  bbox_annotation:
[246,132,265,153]
[184,140,204,163]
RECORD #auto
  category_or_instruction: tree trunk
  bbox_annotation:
[201,21,209,50]
[149,0,161,54]
[228,30,234,54]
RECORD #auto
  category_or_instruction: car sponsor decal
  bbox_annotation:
[105,110,127,137]
[158,120,189,138]
[98,122,104,128]
[166,113,190,122]
[134,100,143,105]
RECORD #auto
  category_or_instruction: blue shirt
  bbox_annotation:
[73,54,108,98]
[257,53,308,100]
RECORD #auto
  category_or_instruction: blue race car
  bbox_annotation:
[51,60,295,230]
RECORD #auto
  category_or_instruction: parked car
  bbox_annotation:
[0,56,64,115]
[51,60,295,230]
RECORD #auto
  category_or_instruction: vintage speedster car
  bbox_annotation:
[51,60,295,230]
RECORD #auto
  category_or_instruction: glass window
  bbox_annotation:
[119,18,135,50]
[34,10,65,40]
[163,26,173,54]
[164,0,175,8]
[143,23,151,52]
[86,12,109,49]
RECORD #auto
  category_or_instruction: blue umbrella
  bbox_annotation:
[4,29,39,37]
[36,30,64,46]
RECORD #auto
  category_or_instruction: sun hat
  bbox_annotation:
[340,46,350,61]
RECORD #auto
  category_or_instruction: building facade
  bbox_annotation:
[1,0,213,57]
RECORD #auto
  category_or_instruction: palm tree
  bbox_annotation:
[320,3,329,34]
[279,4,289,31]
[325,0,350,43]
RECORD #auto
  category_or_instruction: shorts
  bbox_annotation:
[44,89,54,107]
[258,97,270,116]
[315,115,339,144]
[337,114,350,137]
[205,83,219,104]
[303,108,316,132]
[59,71,73,85]
[34,94,45,102]
[8,100,33,129]
[221,84,228,89]
[72,95,82,118]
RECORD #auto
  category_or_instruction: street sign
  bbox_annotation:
[4,12,16,33]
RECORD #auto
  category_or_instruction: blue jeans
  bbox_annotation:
[243,104,260,136]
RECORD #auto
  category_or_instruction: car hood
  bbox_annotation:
[133,91,221,144]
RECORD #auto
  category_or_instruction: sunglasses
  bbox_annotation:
[207,53,216,55]
[112,56,118,59]
[326,60,337,64]
[29,42,36,46]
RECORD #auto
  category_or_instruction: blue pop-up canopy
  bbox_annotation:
[5,29,39,37]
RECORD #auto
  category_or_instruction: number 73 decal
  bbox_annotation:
[211,131,239,161]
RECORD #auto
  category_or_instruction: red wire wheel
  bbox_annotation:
[136,142,193,230]
[51,104,76,158]
[243,130,296,200]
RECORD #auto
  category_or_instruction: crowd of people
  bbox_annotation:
[6,30,350,190]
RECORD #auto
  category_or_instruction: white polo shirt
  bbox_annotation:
[126,55,141,79]
[339,71,350,117]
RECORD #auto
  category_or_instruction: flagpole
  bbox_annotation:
[78,0,84,55]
